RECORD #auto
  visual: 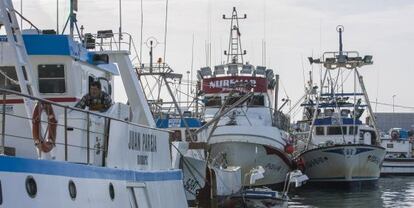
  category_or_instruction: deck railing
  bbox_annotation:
[76,32,141,66]
[0,88,168,165]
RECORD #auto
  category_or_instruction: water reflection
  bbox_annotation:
[288,177,414,208]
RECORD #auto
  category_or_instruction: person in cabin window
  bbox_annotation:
[75,81,112,112]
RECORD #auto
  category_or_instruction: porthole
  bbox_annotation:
[68,180,77,200]
[109,182,115,200]
[25,176,37,198]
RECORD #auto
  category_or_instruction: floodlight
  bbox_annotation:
[363,55,373,64]
[214,65,225,75]
[337,55,347,63]
[241,64,253,74]
[325,58,336,64]
[266,69,274,81]
[255,66,266,76]
[227,64,238,75]
[199,67,212,77]
[97,30,114,38]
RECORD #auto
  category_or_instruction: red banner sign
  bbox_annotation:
[202,76,268,93]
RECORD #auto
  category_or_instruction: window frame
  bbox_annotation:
[349,126,359,135]
[248,95,265,107]
[315,126,325,135]
[205,96,222,107]
[0,66,21,94]
[37,64,67,94]
[327,126,347,135]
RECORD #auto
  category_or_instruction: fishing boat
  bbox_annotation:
[380,128,414,175]
[198,7,293,187]
[0,0,187,207]
[295,25,386,184]
[139,64,242,203]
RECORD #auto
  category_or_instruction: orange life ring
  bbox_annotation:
[32,102,57,153]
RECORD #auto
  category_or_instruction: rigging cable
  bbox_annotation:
[163,0,169,63]
[139,0,144,64]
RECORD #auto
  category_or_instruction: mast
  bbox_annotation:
[223,7,247,64]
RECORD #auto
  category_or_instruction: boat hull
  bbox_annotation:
[299,144,385,183]
[381,158,414,175]
[0,155,188,208]
[210,142,291,187]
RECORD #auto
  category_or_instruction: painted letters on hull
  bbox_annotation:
[299,145,385,182]
[210,142,291,186]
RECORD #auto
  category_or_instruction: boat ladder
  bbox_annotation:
[0,0,39,120]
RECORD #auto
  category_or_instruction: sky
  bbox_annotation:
[13,0,414,117]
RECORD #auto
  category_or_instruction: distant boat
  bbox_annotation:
[380,128,414,175]
[294,25,385,184]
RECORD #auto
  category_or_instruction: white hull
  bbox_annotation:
[0,155,187,208]
[381,158,414,175]
[210,142,291,186]
[299,144,385,182]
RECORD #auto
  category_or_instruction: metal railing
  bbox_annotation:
[76,32,141,66]
[0,88,169,165]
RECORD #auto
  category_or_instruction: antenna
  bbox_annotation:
[56,0,59,34]
[119,0,123,50]
[20,0,23,29]
[337,25,344,55]
[223,7,247,64]
[61,0,82,40]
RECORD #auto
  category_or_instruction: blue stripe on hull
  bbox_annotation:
[0,156,182,182]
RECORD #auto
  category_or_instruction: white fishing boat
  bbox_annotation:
[295,25,385,184]
[198,7,293,187]
[380,128,414,175]
[0,1,187,207]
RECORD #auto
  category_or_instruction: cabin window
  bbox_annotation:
[249,95,265,106]
[169,130,182,141]
[205,96,221,107]
[185,129,198,142]
[349,126,358,135]
[315,127,325,135]
[327,126,346,135]
[0,66,20,93]
[225,96,243,106]
[38,64,66,93]
[96,77,112,95]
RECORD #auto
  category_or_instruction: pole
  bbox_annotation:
[274,74,279,112]
[69,0,74,37]
[64,107,68,161]
[356,69,380,144]
[392,95,396,113]
[1,92,6,155]
[86,112,90,164]
[186,71,190,109]
[119,0,122,50]
[56,0,59,34]
[163,77,195,142]
[20,0,23,29]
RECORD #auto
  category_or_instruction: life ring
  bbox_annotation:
[32,102,57,153]
[391,130,400,140]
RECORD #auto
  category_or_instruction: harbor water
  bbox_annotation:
[288,176,414,208]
